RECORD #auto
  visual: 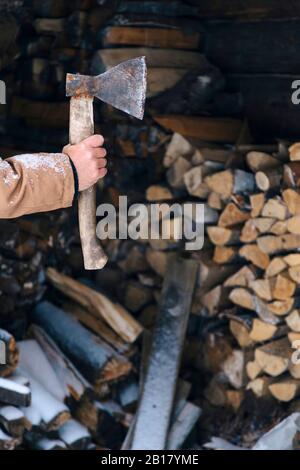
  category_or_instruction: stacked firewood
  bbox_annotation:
[189,139,300,405]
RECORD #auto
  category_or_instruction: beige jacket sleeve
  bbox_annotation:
[0,153,75,218]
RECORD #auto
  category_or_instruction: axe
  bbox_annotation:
[66,57,147,270]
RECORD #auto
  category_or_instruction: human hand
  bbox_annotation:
[63,135,107,191]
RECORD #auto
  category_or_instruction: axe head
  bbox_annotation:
[66,57,147,120]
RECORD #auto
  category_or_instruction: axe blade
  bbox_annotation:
[66,57,147,120]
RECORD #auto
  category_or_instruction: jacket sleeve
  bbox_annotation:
[0,152,75,218]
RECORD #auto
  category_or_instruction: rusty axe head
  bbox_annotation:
[66,56,147,120]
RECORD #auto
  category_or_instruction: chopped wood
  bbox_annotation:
[269,378,300,402]
[229,319,253,348]
[202,285,230,315]
[239,244,270,270]
[213,246,240,264]
[249,319,278,342]
[221,349,247,389]
[207,226,240,246]
[265,257,287,277]
[249,279,272,301]
[282,189,300,215]
[46,268,142,343]
[0,428,21,450]
[58,419,91,450]
[146,185,173,201]
[207,191,223,210]
[163,132,194,168]
[255,338,291,377]
[167,156,192,189]
[0,329,19,378]
[166,402,201,450]
[226,390,244,411]
[261,198,288,220]
[240,219,258,243]
[253,217,276,234]
[0,378,31,407]
[229,288,254,311]
[286,310,300,332]
[183,166,210,198]
[270,220,288,235]
[32,302,132,385]
[247,376,274,398]
[224,265,257,288]
[205,169,255,199]
[31,325,89,401]
[287,216,300,234]
[246,360,263,381]
[270,273,296,300]
[218,203,250,228]
[284,254,300,266]
[0,406,30,437]
[250,193,265,217]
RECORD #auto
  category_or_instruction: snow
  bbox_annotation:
[13,153,68,176]
[21,375,68,425]
[0,427,13,441]
[58,419,90,445]
[35,437,66,450]
[0,406,24,421]
[18,339,65,402]
[0,377,30,396]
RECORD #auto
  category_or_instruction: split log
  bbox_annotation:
[163,133,194,168]
[289,143,300,161]
[207,227,240,246]
[249,319,279,343]
[32,302,132,385]
[202,285,230,315]
[269,378,300,402]
[64,302,131,355]
[131,256,197,450]
[224,265,257,288]
[46,268,142,343]
[229,318,253,348]
[221,349,247,389]
[270,273,296,300]
[239,244,270,270]
[261,198,288,220]
[282,189,300,215]
[284,162,300,187]
[218,203,250,227]
[286,310,300,332]
[240,220,258,243]
[255,338,291,376]
[0,378,30,407]
[31,325,89,401]
[213,246,240,265]
[166,402,201,450]
[250,193,265,217]
[249,279,272,301]
[167,156,191,189]
[247,376,274,398]
[246,360,263,381]
[0,428,21,450]
[0,329,19,377]
[265,257,287,277]
[0,406,30,437]
[20,375,70,431]
[205,169,255,199]
[146,185,173,201]
[229,288,280,324]
[18,339,65,402]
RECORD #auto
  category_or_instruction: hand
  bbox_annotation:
[63,135,107,191]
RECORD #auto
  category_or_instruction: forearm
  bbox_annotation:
[0,153,75,218]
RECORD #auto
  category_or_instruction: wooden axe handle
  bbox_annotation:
[69,96,108,270]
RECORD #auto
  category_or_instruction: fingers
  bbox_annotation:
[83,134,104,148]
[94,147,107,159]
[98,158,107,169]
